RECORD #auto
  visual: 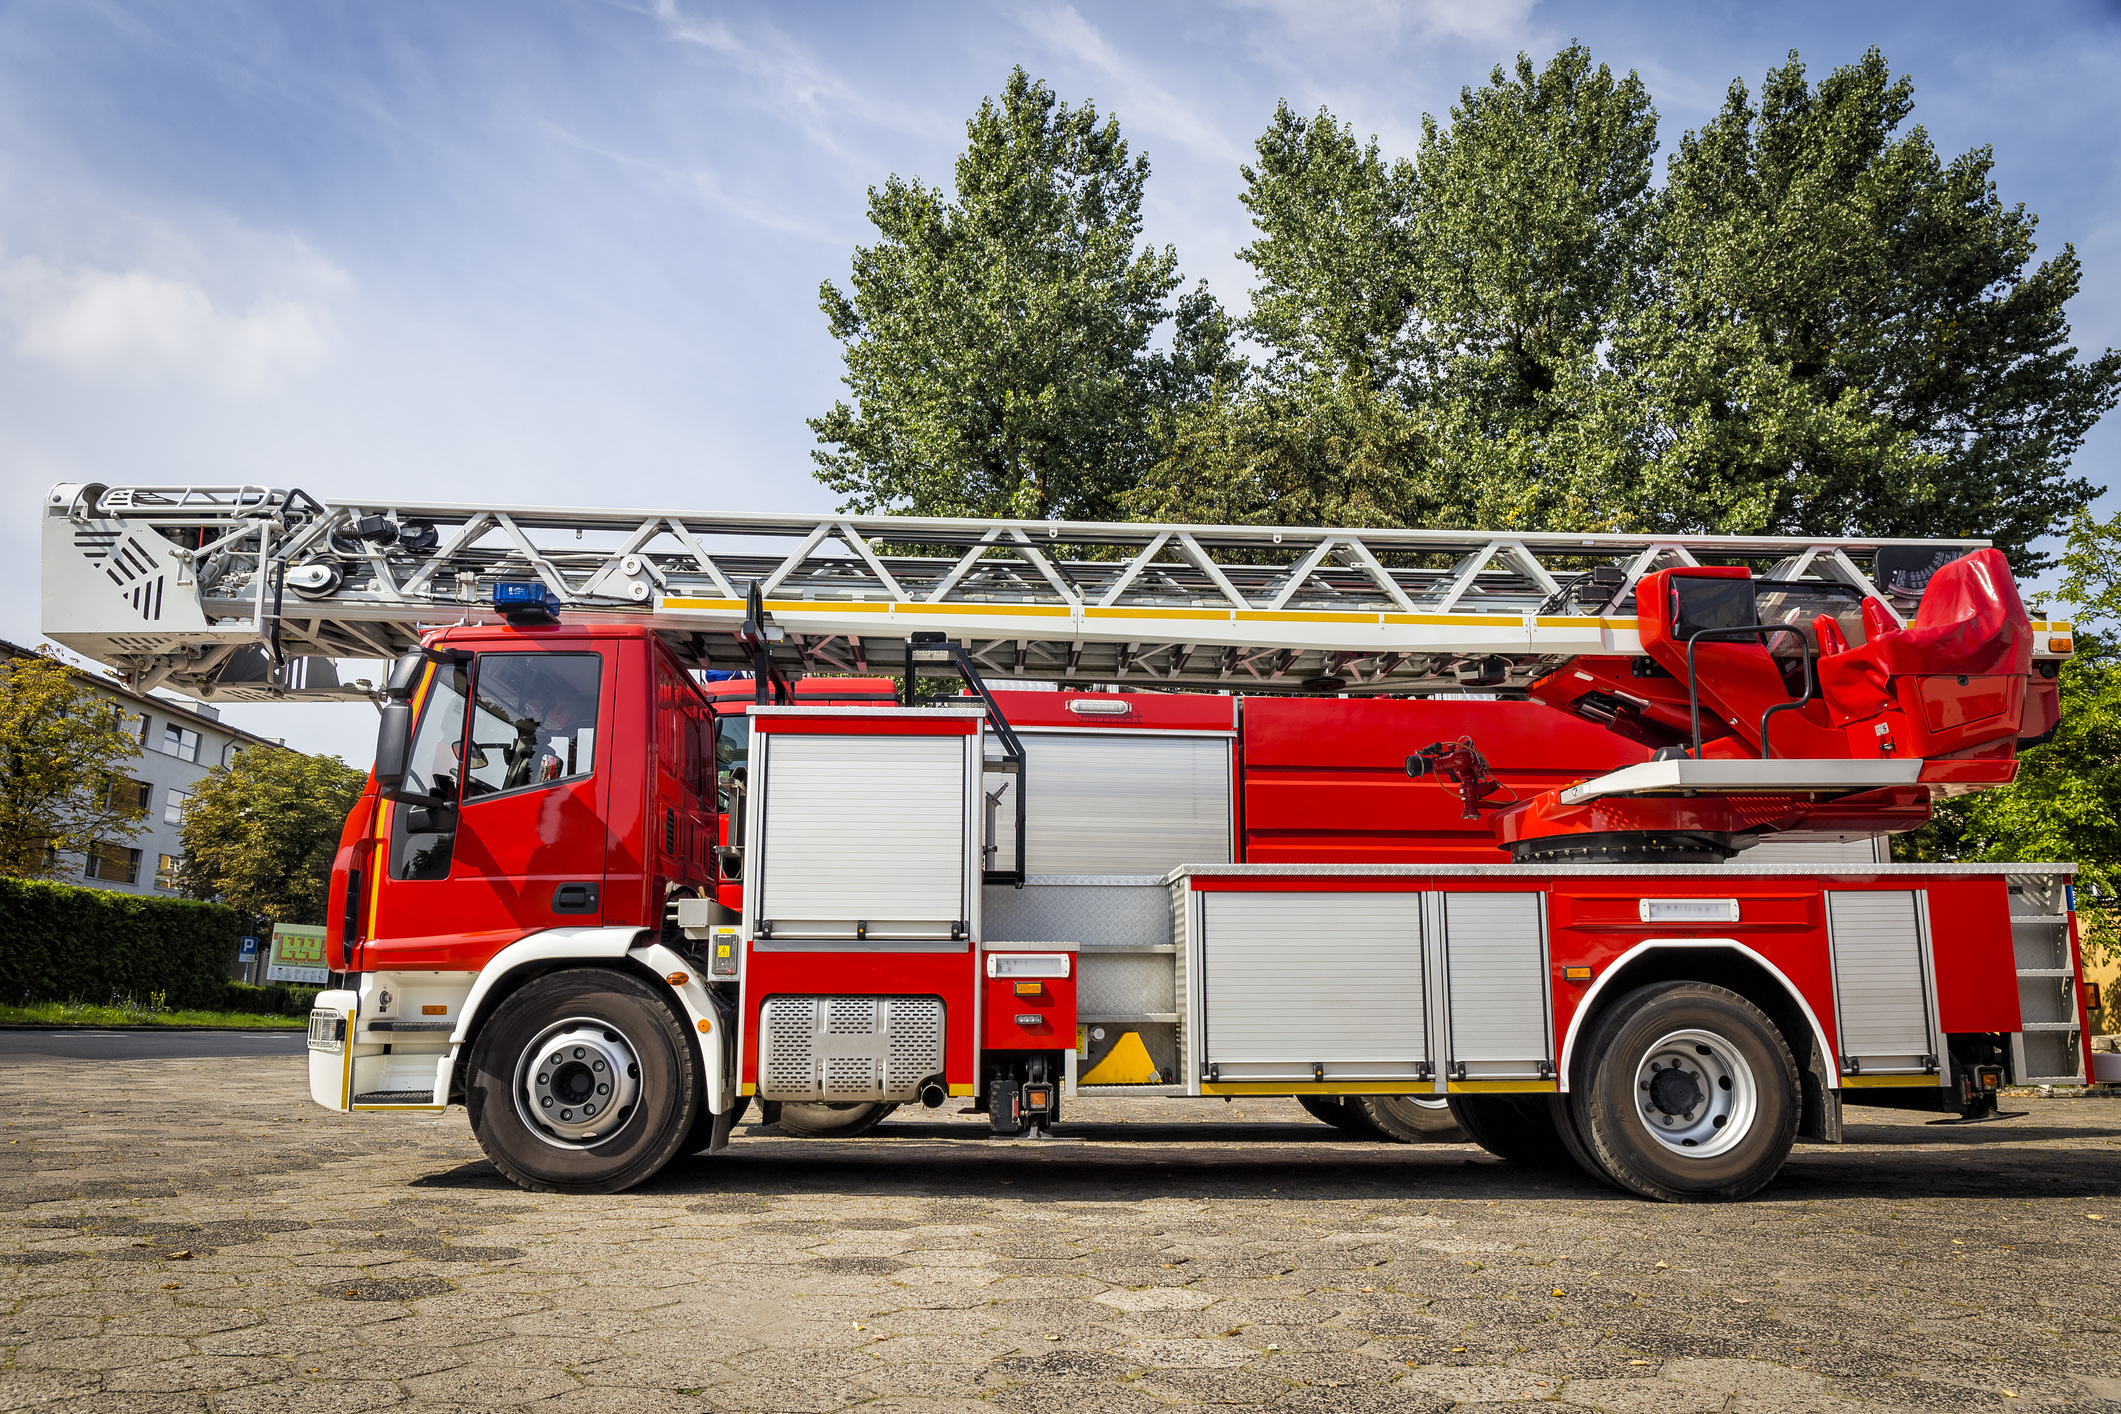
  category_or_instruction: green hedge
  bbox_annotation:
[223,980,325,1017]
[0,877,245,1010]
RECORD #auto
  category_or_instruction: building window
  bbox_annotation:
[154,854,182,890]
[161,724,200,762]
[163,788,190,825]
[23,837,56,871]
[85,842,142,884]
[107,777,151,815]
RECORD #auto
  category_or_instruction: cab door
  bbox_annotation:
[369,644,613,969]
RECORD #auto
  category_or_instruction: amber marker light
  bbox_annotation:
[1563,966,1594,984]
[666,971,689,985]
[2050,635,2075,654]
[696,1018,712,1033]
[1013,981,1045,997]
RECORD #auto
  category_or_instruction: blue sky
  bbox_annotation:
[3,0,2117,763]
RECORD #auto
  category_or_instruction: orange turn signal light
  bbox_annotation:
[2050,635,2075,654]
[1563,966,1594,984]
[422,1004,446,1015]
[666,971,689,985]
[1013,980,1045,997]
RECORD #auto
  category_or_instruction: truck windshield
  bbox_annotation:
[463,653,602,798]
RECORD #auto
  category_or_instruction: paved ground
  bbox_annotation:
[2,1055,2119,1413]
[0,1030,307,1061]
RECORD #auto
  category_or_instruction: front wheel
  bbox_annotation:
[1357,1095,1468,1144]
[465,969,700,1195]
[1569,981,1798,1202]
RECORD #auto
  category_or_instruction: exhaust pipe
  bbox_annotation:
[919,1081,947,1109]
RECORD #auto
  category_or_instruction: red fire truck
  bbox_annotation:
[36,485,2104,1201]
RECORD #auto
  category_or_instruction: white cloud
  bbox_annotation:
[1234,0,1540,49]
[1016,5,1252,167]
[0,257,338,395]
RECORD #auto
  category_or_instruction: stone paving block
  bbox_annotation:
[1558,1375,1731,1412]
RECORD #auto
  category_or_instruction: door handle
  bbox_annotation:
[552,882,600,915]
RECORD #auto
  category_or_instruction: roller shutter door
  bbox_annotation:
[1200,891,1426,1082]
[1442,892,1551,1079]
[993,733,1231,875]
[757,734,965,937]
[1827,890,1936,1073]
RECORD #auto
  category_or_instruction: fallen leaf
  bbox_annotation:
[1655,1261,1669,1269]
[1732,1297,1750,1304]
[1629,1360,1651,1367]
[161,1284,178,1291]
[1223,1328,1242,1337]
[1045,1334,1060,1342]
[2088,1215,2105,1221]
[1266,1343,1280,1352]
[168,1251,192,1260]
[1551,1288,1566,1298]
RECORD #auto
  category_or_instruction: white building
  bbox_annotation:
[2,640,291,898]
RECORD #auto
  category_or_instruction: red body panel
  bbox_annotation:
[986,690,1237,733]
[740,948,980,1090]
[1924,877,2023,1034]
[1239,698,1646,863]
[982,955,1078,1051]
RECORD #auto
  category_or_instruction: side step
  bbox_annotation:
[352,1090,440,1106]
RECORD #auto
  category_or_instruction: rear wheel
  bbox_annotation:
[465,969,699,1195]
[1568,982,1798,1201]
[1357,1095,1468,1144]
[774,1101,898,1138]
[1297,1095,1383,1137]
[1447,1095,1579,1169]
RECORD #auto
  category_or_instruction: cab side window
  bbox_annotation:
[462,654,602,799]
[388,664,471,881]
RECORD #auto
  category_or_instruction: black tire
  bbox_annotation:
[1356,1095,1469,1144]
[1297,1095,1384,1137]
[1568,981,1799,1202]
[464,968,700,1195]
[1447,1094,1580,1169]
[775,1101,899,1138]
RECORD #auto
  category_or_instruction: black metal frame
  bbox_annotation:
[1683,625,1818,759]
[902,633,1027,887]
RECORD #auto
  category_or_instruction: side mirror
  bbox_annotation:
[374,699,414,797]
[1404,754,1432,779]
[384,649,426,700]
[404,802,457,835]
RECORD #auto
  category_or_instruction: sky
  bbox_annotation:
[3,0,2118,766]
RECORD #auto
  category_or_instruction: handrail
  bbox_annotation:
[1683,625,1818,760]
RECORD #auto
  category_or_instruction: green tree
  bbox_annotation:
[1626,49,2120,569]
[1142,48,1659,533]
[175,746,364,925]
[1415,45,1660,529]
[0,652,147,880]
[1904,509,2121,969]
[811,67,1228,522]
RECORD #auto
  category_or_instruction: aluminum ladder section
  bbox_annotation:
[42,481,2038,702]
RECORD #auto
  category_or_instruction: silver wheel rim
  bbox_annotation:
[1632,1027,1756,1159]
[514,1016,642,1149]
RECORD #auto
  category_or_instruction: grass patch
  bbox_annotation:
[0,999,305,1029]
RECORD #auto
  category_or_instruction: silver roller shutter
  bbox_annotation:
[992,733,1231,875]
[1827,890,1936,1073]
[1201,891,1426,1082]
[757,734,966,937]
[1442,892,1551,1078]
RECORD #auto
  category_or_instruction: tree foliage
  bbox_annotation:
[811,67,1234,522]
[0,652,147,880]
[1094,46,2117,556]
[1624,50,2117,567]
[175,745,364,925]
